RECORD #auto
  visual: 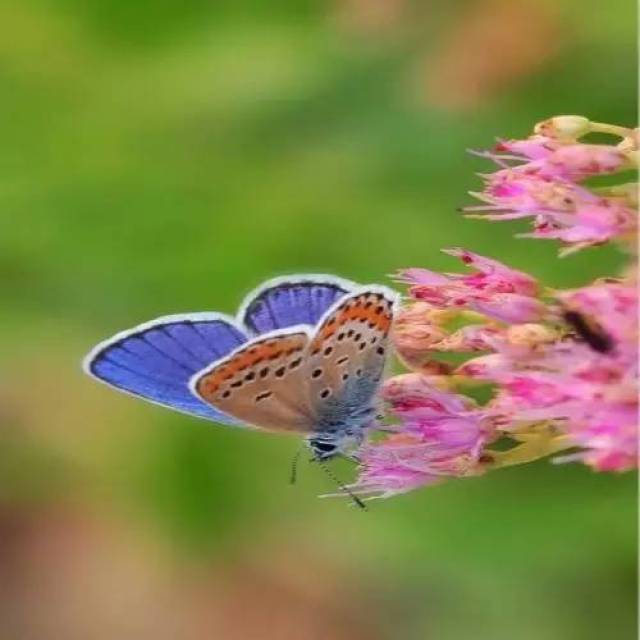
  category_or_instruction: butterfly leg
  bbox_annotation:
[289,445,305,485]
[315,459,367,511]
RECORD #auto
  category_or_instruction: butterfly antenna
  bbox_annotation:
[317,459,367,511]
[289,445,303,485]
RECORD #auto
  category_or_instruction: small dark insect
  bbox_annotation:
[563,310,614,354]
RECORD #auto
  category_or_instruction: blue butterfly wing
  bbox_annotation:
[240,275,356,334]
[84,314,248,423]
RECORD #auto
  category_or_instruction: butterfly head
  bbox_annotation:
[308,436,339,460]
[307,430,364,461]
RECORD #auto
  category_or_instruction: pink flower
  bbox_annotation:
[520,201,636,248]
[544,144,630,180]
[489,365,638,473]
[456,324,558,378]
[430,324,503,352]
[377,272,637,492]
[352,374,493,498]
[558,281,638,347]
[346,117,637,502]
[399,249,545,324]
[466,123,637,252]
[350,434,442,499]
[490,140,629,181]
[471,170,596,218]
[475,278,639,471]
[456,353,509,379]
[494,135,558,161]
[565,398,637,472]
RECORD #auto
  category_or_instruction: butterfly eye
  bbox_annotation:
[342,373,349,381]
[320,388,332,399]
[274,366,286,378]
[259,367,269,378]
[255,391,272,402]
[313,440,336,453]
[312,368,323,379]
[377,347,385,356]
[289,358,302,369]
[323,346,333,356]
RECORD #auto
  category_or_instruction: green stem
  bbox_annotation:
[589,121,634,139]
[483,423,575,470]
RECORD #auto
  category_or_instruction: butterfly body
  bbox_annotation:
[84,275,398,461]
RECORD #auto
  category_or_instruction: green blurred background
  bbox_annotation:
[0,0,636,638]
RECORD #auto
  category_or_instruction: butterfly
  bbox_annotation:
[83,275,399,464]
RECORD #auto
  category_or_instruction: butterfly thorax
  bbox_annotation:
[307,431,364,460]
[307,401,377,460]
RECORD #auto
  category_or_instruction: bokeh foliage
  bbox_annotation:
[0,1,636,638]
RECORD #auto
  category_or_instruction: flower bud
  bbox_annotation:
[394,326,447,367]
[534,115,591,140]
[392,303,448,368]
[506,323,557,347]
[432,324,502,352]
